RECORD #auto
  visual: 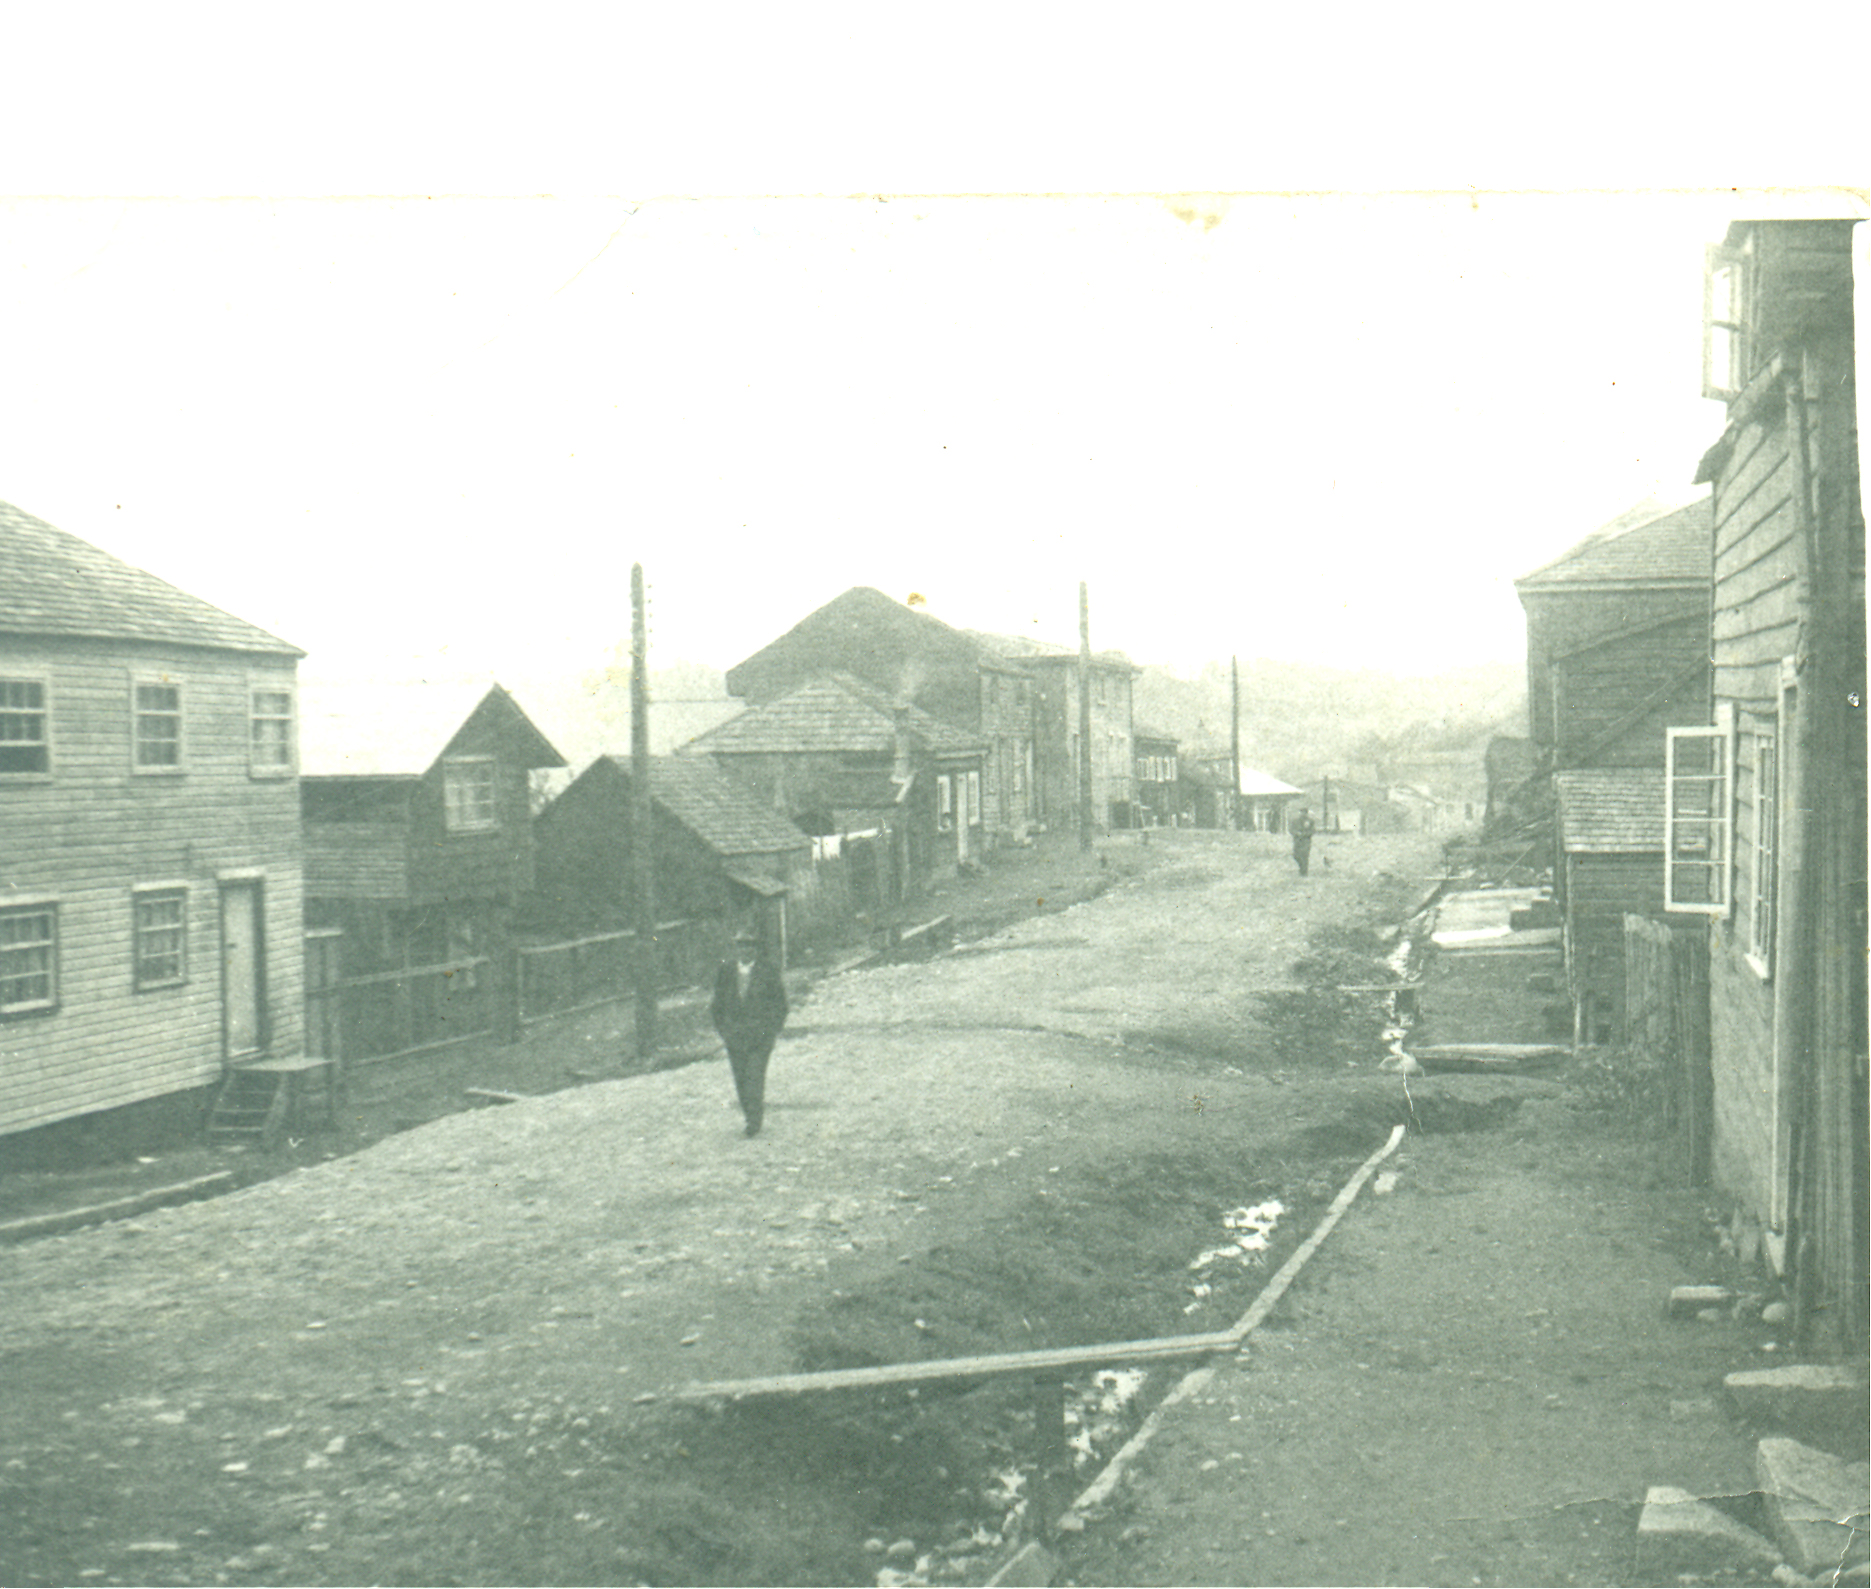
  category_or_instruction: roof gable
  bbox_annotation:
[684,673,985,758]
[1517,497,1714,593]
[726,587,1008,697]
[0,499,301,656]
[298,679,567,779]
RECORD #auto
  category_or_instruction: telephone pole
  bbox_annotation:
[631,563,658,1059]
[1078,581,1094,852]
[1230,655,1242,831]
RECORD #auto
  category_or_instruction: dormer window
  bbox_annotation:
[443,756,498,832]
[1703,240,1752,401]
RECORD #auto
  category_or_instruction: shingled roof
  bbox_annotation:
[0,499,301,656]
[1555,767,1666,853]
[585,755,807,857]
[684,674,985,758]
[1516,497,1714,593]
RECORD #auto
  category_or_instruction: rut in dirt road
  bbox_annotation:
[0,830,1439,1588]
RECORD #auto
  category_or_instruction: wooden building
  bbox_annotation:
[986,640,1138,832]
[682,673,986,916]
[1552,768,1685,1044]
[533,753,815,961]
[1672,217,1866,1353]
[725,587,1036,845]
[0,500,306,1143]
[298,680,565,1050]
[1131,726,1184,825]
[1516,496,1714,1039]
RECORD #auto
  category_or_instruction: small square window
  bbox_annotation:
[134,890,188,989]
[134,680,182,769]
[250,688,294,773]
[443,757,498,832]
[0,904,57,1014]
[0,679,49,774]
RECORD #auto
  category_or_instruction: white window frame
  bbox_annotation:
[0,675,51,777]
[935,772,954,833]
[442,755,499,832]
[964,768,981,827]
[1741,728,1777,977]
[1702,241,1751,402]
[1664,710,1732,916]
[248,682,295,776]
[132,884,189,991]
[132,675,185,772]
[0,901,58,1015]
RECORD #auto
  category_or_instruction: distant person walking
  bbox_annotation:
[1290,807,1317,876]
[710,927,788,1137]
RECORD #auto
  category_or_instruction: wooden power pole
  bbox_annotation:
[631,563,658,1058]
[1230,655,1242,830]
[1078,581,1094,852]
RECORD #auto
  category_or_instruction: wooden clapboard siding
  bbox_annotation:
[404,717,538,908]
[1564,851,1665,1034]
[1706,915,1777,1218]
[303,822,411,897]
[0,637,304,1137]
[1550,615,1708,767]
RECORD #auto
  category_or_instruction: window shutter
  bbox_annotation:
[1665,722,1731,914]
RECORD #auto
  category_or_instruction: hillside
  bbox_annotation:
[1133,658,1526,793]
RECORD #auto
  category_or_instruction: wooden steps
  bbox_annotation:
[206,1057,339,1148]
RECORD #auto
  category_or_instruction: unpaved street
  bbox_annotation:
[0,830,1757,1586]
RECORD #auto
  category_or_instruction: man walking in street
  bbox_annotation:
[710,926,788,1137]
[1290,806,1317,876]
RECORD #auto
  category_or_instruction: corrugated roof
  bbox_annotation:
[1555,767,1665,852]
[0,499,302,656]
[298,678,565,779]
[1517,497,1713,592]
[590,755,808,857]
[684,673,985,758]
[1239,768,1303,797]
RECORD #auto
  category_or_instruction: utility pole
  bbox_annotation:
[1230,655,1242,831]
[630,563,658,1059]
[1078,582,1094,852]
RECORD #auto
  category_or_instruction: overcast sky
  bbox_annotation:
[1,16,1863,688]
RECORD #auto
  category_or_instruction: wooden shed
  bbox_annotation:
[532,753,814,963]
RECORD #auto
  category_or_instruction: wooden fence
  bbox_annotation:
[1622,913,1712,1183]
[516,919,711,1026]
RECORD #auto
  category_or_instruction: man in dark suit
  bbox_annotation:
[710,926,788,1137]
[1290,807,1317,876]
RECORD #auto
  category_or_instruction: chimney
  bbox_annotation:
[893,706,914,782]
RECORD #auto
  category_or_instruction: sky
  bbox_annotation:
[1,15,1864,689]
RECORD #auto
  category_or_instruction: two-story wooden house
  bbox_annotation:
[297,680,565,1057]
[1515,496,1714,1041]
[682,673,986,916]
[0,501,306,1146]
[1132,726,1183,826]
[725,587,1036,845]
[982,637,1139,832]
[1673,217,1865,1353]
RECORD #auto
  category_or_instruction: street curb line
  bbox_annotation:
[0,1171,236,1244]
[1060,1123,1406,1524]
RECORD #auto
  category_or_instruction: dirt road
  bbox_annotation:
[0,830,1760,1586]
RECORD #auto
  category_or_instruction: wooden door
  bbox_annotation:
[221,881,265,1059]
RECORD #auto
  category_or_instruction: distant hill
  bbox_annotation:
[1133,658,1526,795]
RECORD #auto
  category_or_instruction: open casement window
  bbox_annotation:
[442,756,498,832]
[1703,242,1752,401]
[1665,714,1732,915]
